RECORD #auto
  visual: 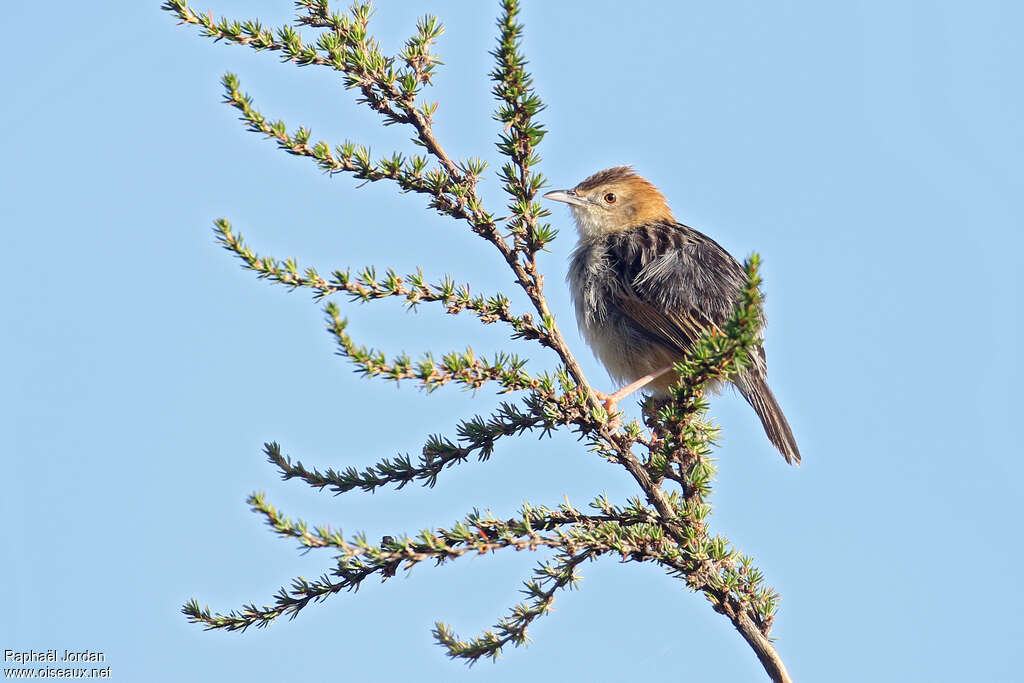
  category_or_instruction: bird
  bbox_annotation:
[543,166,801,465]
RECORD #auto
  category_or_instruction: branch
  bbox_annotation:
[483,0,608,417]
[264,397,554,493]
[219,74,489,223]
[182,498,568,632]
[434,550,591,663]
[214,219,546,343]
[165,2,414,128]
[168,0,598,398]
[323,302,538,392]
[166,2,796,678]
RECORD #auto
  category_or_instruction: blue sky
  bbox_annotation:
[4,1,1022,681]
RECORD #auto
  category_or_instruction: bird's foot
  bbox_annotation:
[591,391,624,430]
[592,368,677,430]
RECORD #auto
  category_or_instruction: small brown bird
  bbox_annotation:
[544,166,800,465]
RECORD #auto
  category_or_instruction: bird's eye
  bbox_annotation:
[603,192,616,204]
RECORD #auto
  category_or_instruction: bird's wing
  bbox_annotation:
[610,223,749,355]
[617,295,718,356]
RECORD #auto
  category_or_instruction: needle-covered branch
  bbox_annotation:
[164,1,443,133]
[324,301,538,392]
[295,0,445,89]
[214,219,545,342]
[480,0,606,423]
[434,549,591,663]
[182,498,570,632]
[171,0,592,373]
[185,493,707,647]
[491,0,554,259]
[167,2,794,680]
[264,397,555,493]
[643,256,765,493]
[220,74,492,224]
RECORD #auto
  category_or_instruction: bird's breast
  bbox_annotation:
[567,237,681,387]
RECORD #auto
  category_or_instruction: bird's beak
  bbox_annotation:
[543,189,590,208]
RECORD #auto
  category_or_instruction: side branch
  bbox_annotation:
[324,303,538,393]
[434,550,591,663]
[165,1,469,182]
[219,74,478,220]
[483,0,616,427]
[214,219,545,343]
[264,397,552,493]
[182,498,569,632]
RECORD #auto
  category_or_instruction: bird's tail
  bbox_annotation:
[736,372,801,465]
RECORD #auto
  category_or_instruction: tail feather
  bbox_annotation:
[736,372,801,465]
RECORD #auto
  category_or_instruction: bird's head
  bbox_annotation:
[543,166,675,240]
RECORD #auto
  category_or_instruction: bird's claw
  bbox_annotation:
[592,391,624,430]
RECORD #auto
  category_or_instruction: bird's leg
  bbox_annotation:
[594,365,676,417]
